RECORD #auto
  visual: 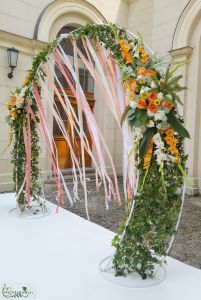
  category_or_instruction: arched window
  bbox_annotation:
[55,25,94,93]
[53,25,95,169]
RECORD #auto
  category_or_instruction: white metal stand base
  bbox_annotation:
[99,255,166,288]
[9,204,51,220]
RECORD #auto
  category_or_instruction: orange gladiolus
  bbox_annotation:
[125,52,133,64]
[137,67,146,75]
[136,99,147,109]
[137,67,156,77]
[165,128,174,137]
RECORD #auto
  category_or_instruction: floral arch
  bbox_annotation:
[6,23,189,280]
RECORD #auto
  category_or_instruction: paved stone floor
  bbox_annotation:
[44,179,201,270]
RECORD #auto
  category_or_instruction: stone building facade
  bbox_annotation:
[0,0,200,191]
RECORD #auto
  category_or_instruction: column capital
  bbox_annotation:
[169,46,193,60]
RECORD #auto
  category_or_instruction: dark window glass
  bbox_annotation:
[55,25,94,93]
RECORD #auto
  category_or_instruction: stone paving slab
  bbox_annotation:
[43,179,201,270]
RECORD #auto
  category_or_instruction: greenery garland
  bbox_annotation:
[6,24,189,278]
[6,41,57,211]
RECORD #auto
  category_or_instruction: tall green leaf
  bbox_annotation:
[120,105,130,127]
[167,110,190,139]
[139,128,155,159]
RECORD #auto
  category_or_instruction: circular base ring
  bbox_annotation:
[99,255,166,288]
[9,205,51,220]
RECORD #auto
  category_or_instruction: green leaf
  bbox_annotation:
[131,118,142,127]
[122,66,135,81]
[120,105,130,126]
[167,110,190,139]
[139,128,155,158]
[127,109,135,117]
[140,111,148,126]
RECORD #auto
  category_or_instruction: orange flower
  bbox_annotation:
[119,39,133,64]
[165,128,174,137]
[168,146,179,156]
[162,101,173,110]
[148,92,157,101]
[119,39,127,49]
[7,97,16,110]
[136,99,147,109]
[144,69,156,76]
[22,75,29,87]
[164,136,173,144]
[148,102,157,113]
[123,78,137,92]
[143,141,153,169]
[129,79,137,92]
[10,111,18,119]
[137,67,146,75]
[124,52,133,64]
[137,67,156,76]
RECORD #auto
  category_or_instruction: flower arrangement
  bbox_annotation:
[6,23,189,279]
[74,24,189,278]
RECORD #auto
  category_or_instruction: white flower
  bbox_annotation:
[153,133,166,165]
[153,133,161,145]
[156,153,167,164]
[154,149,162,156]
[150,81,157,88]
[134,127,143,140]
[154,110,167,122]
[157,141,165,149]
[166,94,173,101]
[140,87,150,94]
[137,75,143,80]
[15,96,24,108]
[153,133,165,149]
[147,120,155,128]
[130,101,136,109]
[147,110,155,117]
[157,92,164,100]
[19,86,28,97]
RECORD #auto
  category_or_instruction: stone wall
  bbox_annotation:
[0,0,201,192]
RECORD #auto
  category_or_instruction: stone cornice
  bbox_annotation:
[122,0,135,3]
[0,30,47,56]
[169,46,193,59]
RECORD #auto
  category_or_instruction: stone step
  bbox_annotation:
[44,168,96,185]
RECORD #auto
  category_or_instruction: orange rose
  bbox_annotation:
[148,102,157,113]
[148,92,158,101]
[136,99,147,109]
[162,101,173,110]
